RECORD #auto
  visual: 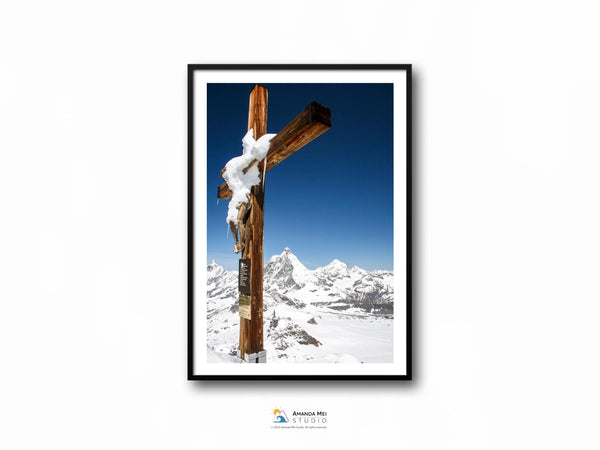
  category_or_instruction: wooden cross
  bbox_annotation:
[217,84,331,362]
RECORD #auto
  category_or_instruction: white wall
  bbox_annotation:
[1,1,599,448]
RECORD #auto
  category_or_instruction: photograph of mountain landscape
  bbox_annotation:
[189,66,410,378]
[207,248,394,363]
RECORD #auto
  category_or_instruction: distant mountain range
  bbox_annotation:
[206,248,394,363]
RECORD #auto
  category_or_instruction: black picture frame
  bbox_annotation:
[188,64,412,380]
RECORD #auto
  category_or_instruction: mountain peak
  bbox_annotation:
[268,247,295,264]
[265,248,313,289]
[207,260,225,276]
[326,259,348,269]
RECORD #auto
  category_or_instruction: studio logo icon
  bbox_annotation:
[273,409,289,423]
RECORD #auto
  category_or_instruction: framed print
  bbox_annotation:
[188,64,412,380]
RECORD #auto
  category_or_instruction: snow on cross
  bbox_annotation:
[218,84,331,363]
[223,129,276,227]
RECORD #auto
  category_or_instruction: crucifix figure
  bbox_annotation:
[218,84,331,363]
[229,194,251,254]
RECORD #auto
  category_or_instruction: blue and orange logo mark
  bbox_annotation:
[273,409,289,423]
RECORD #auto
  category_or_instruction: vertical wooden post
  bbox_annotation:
[217,86,330,362]
[239,84,267,360]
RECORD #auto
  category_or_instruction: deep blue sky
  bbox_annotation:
[206,83,393,271]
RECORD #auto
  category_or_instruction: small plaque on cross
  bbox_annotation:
[239,294,251,320]
[239,258,251,295]
[238,259,252,320]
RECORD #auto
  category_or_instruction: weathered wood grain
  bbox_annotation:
[217,101,331,199]
[247,84,268,137]
[239,84,267,360]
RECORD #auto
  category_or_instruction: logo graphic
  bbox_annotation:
[273,409,289,423]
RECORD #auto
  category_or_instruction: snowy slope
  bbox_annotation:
[206,249,394,363]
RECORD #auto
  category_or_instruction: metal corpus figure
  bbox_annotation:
[229,194,252,254]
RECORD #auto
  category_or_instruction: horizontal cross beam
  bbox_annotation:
[217,101,331,199]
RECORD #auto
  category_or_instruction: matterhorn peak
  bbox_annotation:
[274,247,301,263]
[264,247,313,290]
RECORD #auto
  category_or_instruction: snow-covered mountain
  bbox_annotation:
[264,247,313,290]
[206,248,394,363]
[264,248,394,315]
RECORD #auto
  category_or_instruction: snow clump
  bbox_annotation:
[223,129,276,225]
